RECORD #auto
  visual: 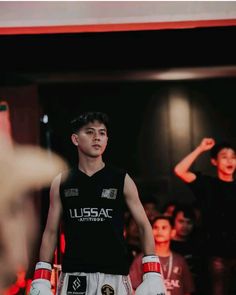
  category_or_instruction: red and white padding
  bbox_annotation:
[135,255,166,295]
[29,262,53,295]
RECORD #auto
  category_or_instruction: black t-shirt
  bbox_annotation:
[187,173,236,257]
[59,165,130,274]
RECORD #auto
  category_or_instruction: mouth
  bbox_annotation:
[226,165,233,170]
[92,144,101,149]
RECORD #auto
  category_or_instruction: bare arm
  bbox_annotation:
[124,174,155,255]
[39,173,63,263]
[174,138,215,183]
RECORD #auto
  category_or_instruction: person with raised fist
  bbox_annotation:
[174,137,236,295]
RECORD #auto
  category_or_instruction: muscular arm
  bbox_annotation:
[174,137,215,183]
[39,173,62,263]
[124,174,155,255]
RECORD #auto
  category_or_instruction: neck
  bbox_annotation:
[218,171,234,182]
[78,156,105,176]
[155,242,171,257]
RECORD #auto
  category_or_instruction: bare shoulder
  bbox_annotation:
[50,172,63,200]
[51,172,63,187]
[124,173,137,192]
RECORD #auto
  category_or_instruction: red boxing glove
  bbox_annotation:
[29,262,53,295]
[135,255,166,295]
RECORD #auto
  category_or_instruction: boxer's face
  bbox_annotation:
[71,121,108,158]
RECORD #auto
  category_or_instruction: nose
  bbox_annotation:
[94,132,101,141]
[226,158,233,165]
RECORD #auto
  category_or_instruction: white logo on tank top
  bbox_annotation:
[64,188,79,197]
[69,208,113,222]
[101,188,117,199]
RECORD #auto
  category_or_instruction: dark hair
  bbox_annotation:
[172,204,196,223]
[71,112,109,134]
[141,195,158,206]
[162,200,180,214]
[151,215,174,228]
[210,141,236,159]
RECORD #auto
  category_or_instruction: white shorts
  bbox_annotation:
[56,272,134,295]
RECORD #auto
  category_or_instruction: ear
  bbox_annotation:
[71,133,79,146]
[211,158,217,166]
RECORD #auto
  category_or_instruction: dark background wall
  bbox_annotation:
[0,26,235,73]
[0,26,236,209]
[38,77,236,207]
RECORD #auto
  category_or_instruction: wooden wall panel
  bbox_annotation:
[0,84,40,145]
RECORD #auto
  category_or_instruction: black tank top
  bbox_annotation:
[59,165,130,274]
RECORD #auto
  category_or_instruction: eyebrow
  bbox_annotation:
[85,127,107,131]
[219,150,235,155]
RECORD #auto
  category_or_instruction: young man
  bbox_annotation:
[171,204,195,245]
[30,112,165,295]
[174,137,236,295]
[170,204,203,295]
[130,215,195,295]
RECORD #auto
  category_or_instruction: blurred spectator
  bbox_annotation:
[162,200,180,217]
[130,215,195,295]
[0,132,67,293]
[141,196,160,223]
[171,203,204,295]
